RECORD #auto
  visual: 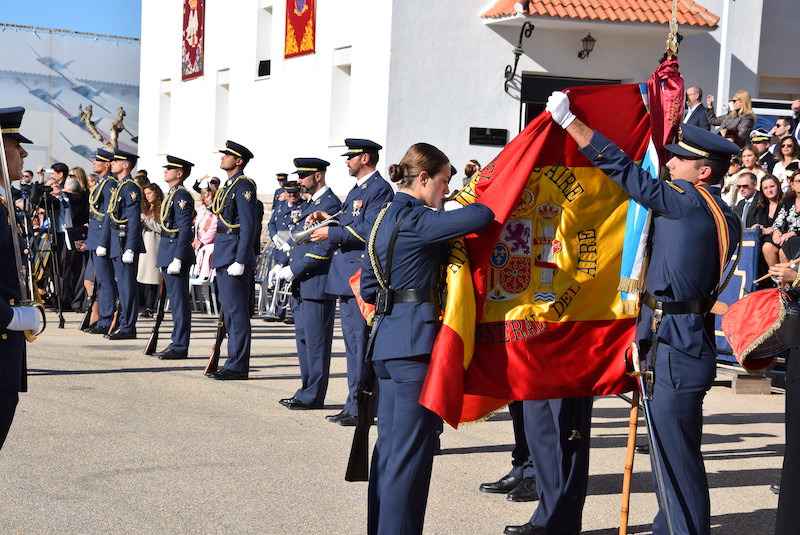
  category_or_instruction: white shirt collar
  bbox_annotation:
[311,185,330,202]
[355,171,377,188]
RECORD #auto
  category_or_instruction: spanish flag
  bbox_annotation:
[420,83,655,428]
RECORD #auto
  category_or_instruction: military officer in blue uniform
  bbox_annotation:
[102,149,144,340]
[542,91,741,535]
[360,143,494,535]
[278,158,341,409]
[206,140,258,380]
[307,138,394,426]
[272,172,288,206]
[265,181,304,322]
[152,155,195,360]
[83,148,118,335]
[0,107,44,448]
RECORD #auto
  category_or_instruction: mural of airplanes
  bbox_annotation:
[16,78,70,117]
[60,133,96,163]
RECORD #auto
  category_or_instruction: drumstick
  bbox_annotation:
[753,257,800,284]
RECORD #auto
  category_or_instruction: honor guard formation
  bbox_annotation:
[2,94,800,535]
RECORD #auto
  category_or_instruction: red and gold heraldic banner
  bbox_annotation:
[285,0,316,59]
[182,0,205,81]
[421,84,652,428]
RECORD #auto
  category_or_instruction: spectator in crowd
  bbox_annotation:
[726,146,766,206]
[137,184,164,317]
[753,174,784,234]
[192,187,217,279]
[192,175,220,195]
[769,117,794,151]
[87,173,98,190]
[763,167,800,269]
[683,86,710,130]
[773,136,800,191]
[63,167,90,312]
[791,99,800,140]
[733,172,759,228]
[706,90,756,147]
[135,169,149,187]
[82,171,100,326]
[751,130,776,173]
[721,155,742,206]
[463,159,481,187]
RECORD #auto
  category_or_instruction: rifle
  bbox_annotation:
[80,276,98,331]
[107,298,121,335]
[143,277,167,355]
[203,309,226,375]
[345,333,376,482]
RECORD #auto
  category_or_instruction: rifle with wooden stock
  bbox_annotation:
[203,309,226,375]
[143,278,167,355]
[107,298,121,335]
[79,276,98,331]
[345,334,376,482]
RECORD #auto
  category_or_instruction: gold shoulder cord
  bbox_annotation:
[211,175,245,229]
[89,178,112,217]
[160,185,186,233]
[109,178,143,224]
[367,203,391,290]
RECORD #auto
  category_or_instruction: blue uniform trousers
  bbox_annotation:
[649,342,715,535]
[216,267,253,373]
[112,255,139,334]
[509,401,535,479]
[368,356,441,535]
[525,397,593,534]
[292,296,335,407]
[0,391,19,449]
[93,252,117,328]
[163,264,191,353]
[340,295,369,415]
[776,345,800,534]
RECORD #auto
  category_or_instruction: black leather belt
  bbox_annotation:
[90,212,105,222]
[162,230,179,239]
[393,289,439,304]
[219,226,239,235]
[642,291,713,315]
[110,222,128,231]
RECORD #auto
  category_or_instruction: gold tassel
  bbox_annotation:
[618,277,643,293]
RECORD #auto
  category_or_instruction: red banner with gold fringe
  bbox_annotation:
[285,0,316,59]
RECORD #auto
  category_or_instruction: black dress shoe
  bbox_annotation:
[212,368,249,380]
[503,523,575,535]
[86,323,111,335]
[326,410,349,422]
[262,314,282,322]
[480,475,521,494]
[81,322,98,333]
[635,444,650,454]
[140,309,154,318]
[281,397,320,410]
[283,317,295,325]
[771,483,781,495]
[105,330,136,340]
[279,397,294,407]
[337,414,358,426]
[507,477,538,502]
[157,348,188,360]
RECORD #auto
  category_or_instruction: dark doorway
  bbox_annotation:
[520,75,620,131]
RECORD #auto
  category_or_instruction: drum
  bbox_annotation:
[721,288,799,375]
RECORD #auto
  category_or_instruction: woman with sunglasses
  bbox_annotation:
[773,136,800,191]
[763,168,800,269]
[705,90,756,147]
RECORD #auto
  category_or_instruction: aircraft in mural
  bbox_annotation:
[16,79,70,117]
[59,133,96,163]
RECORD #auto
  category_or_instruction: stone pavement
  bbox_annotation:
[0,310,785,534]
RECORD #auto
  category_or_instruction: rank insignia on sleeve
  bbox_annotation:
[244,191,252,201]
[130,191,138,201]
[667,181,685,194]
[178,199,188,210]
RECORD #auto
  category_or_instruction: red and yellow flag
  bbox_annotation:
[285,0,316,59]
[421,84,653,428]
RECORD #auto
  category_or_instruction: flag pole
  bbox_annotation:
[619,389,640,535]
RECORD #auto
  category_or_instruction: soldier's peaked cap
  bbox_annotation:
[665,124,740,161]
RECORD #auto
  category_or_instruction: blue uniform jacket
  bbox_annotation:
[211,173,258,268]
[108,177,145,258]
[0,200,26,393]
[325,172,394,296]
[579,131,740,357]
[156,185,195,267]
[268,199,305,265]
[86,174,116,251]
[360,192,494,361]
[288,188,342,300]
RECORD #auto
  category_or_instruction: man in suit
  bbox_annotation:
[101,149,144,340]
[734,172,759,228]
[206,140,258,380]
[278,158,341,409]
[308,139,394,426]
[152,155,195,360]
[83,149,118,335]
[0,106,44,448]
[684,86,711,131]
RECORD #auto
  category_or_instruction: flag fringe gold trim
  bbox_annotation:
[618,277,643,293]
[456,403,510,428]
[620,299,640,316]
[739,297,786,376]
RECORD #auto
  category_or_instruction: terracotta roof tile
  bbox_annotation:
[481,0,718,28]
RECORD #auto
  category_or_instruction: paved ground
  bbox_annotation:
[0,309,785,534]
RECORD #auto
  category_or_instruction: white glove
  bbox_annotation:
[268,264,284,288]
[167,258,182,275]
[279,265,295,283]
[96,246,107,257]
[7,306,41,332]
[227,261,245,276]
[280,241,292,252]
[122,249,135,264]
[545,91,576,129]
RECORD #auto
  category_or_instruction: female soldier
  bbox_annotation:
[360,143,494,535]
